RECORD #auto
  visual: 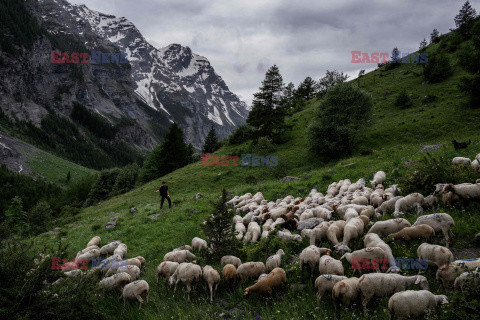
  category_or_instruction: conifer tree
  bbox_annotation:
[419,38,428,51]
[430,29,440,44]
[202,126,220,154]
[455,1,477,38]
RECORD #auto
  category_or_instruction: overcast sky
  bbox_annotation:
[71,0,479,105]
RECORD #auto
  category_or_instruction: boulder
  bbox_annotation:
[280,176,300,183]
[193,193,203,199]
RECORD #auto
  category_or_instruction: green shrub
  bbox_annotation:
[307,82,373,159]
[423,53,453,83]
[253,136,275,156]
[84,168,121,206]
[228,125,255,145]
[109,163,139,196]
[26,201,53,235]
[422,94,437,103]
[399,152,480,194]
[245,174,258,184]
[395,90,413,109]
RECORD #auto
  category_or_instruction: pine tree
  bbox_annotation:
[295,76,317,100]
[419,38,428,51]
[391,47,400,63]
[316,70,349,96]
[247,65,286,140]
[430,29,440,44]
[201,189,241,260]
[358,70,365,87]
[202,126,220,154]
[455,1,477,38]
[139,122,190,182]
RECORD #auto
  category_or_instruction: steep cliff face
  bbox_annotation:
[0,0,248,159]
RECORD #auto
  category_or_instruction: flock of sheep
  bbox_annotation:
[35,156,480,319]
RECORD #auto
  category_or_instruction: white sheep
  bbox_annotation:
[416,243,453,269]
[370,171,386,188]
[247,221,261,242]
[315,274,347,302]
[86,236,101,248]
[388,290,448,320]
[299,246,321,280]
[375,196,402,216]
[98,272,131,291]
[436,258,480,290]
[368,218,411,237]
[120,280,149,309]
[358,273,429,312]
[454,271,480,292]
[163,250,196,263]
[445,182,480,200]
[156,261,179,286]
[115,265,141,281]
[236,262,266,282]
[220,255,242,268]
[75,245,100,259]
[76,249,100,261]
[169,262,202,301]
[341,247,388,274]
[318,255,344,276]
[202,265,220,303]
[191,237,208,252]
[113,243,127,258]
[335,216,369,254]
[393,193,424,217]
[310,222,331,246]
[412,213,455,247]
[99,241,122,255]
[452,157,471,166]
[332,277,360,316]
[364,233,400,273]
[326,220,346,247]
[235,222,246,239]
[472,159,480,171]
[262,219,274,231]
[233,215,243,224]
[266,249,285,272]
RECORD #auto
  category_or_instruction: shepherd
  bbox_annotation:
[154,181,172,209]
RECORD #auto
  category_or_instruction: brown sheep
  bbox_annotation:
[244,267,286,298]
[222,264,237,285]
[389,224,435,241]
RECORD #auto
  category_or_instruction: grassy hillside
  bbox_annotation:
[20,31,480,320]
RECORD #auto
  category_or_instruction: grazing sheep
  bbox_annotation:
[76,249,100,261]
[116,265,141,281]
[452,157,471,166]
[262,219,274,231]
[334,204,367,220]
[393,193,424,217]
[76,246,99,258]
[358,273,429,312]
[277,229,302,242]
[370,171,386,188]
[454,271,480,292]
[310,222,331,246]
[472,159,480,171]
[266,249,285,272]
[202,265,220,303]
[156,261,179,286]
[236,262,266,283]
[99,272,131,291]
[364,233,399,273]
[384,185,401,197]
[220,255,242,268]
[389,224,435,241]
[233,215,243,224]
[86,236,101,248]
[222,264,237,285]
[375,196,403,216]
[105,259,140,276]
[318,255,344,276]
[120,280,149,310]
[368,218,411,237]
[299,246,321,280]
[436,258,480,290]
[359,206,375,219]
[424,195,437,208]
[341,247,389,274]
[191,237,208,252]
[327,220,346,247]
[352,196,369,206]
[243,231,253,242]
[169,263,202,301]
[135,256,146,267]
[344,207,359,221]
[163,250,196,263]
[174,245,193,252]
[335,216,369,254]
[235,222,246,239]
[99,241,122,255]
[244,267,286,298]
[315,274,347,302]
[445,182,480,200]
[388,290,448,320]
[332,277,360,317]
[113,243,127,258]
[247,221,261,242]
[412,213,455,247]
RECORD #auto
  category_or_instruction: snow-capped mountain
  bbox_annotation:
[18,0,248,148]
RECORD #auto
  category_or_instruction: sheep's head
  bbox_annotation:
[244,287,251,298]
[386,266,401,274]
[415,275,429,290]
[334,244,350,255]
[438,295,449,305]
